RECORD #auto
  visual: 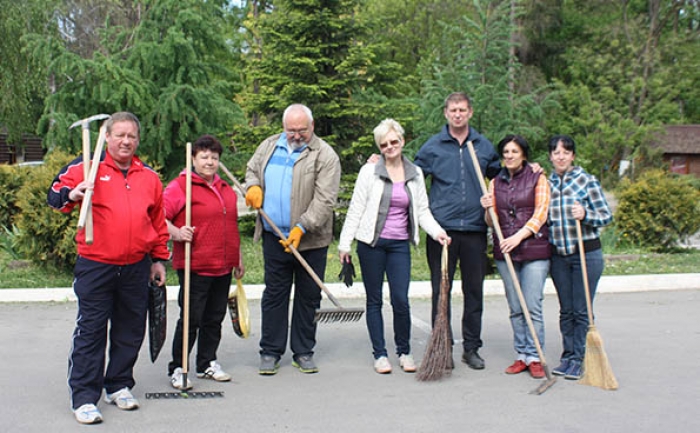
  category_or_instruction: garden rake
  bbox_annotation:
[219,162,363,324]
[146,142,223,400]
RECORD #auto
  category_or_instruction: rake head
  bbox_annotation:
[314,307,364,324]
[145,391,224,399]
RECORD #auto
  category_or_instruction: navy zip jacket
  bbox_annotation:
[414,125,500,233]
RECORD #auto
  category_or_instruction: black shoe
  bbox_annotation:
[292,354,319,374]
[462,349,485,370]
[259,355,280,375]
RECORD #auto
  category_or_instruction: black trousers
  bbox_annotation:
[426,231,487,352]
[168,271,232,374]
[68,256,150,409]
[259,231,325,359]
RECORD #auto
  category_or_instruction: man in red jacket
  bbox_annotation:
[48,112,169,425]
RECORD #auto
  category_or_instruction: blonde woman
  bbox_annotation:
[339,119,450,374]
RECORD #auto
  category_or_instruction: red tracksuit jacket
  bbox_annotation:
[48,151,170,265]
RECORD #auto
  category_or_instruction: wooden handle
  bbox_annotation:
[218,162,344,308]
[182,142,192,375]
[82,128,94,243]
[77,125,106,230]
[575,219,595,324]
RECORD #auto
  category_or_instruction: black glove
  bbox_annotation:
[338,260,356,288]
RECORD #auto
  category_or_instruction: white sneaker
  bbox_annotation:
[374,356,392,374]
[74,403,103,424]
[171,367,193,390]
[399,354,417,373]
[197,361,232,382]
[104,387,139,410]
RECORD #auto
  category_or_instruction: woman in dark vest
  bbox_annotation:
[480,135,551,379]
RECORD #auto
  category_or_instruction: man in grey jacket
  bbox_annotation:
[245,104,341,375]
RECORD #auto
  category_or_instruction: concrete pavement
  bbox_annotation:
[1,276,699,432]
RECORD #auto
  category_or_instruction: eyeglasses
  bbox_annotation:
[379,139,401,149]
[285,128,309,136]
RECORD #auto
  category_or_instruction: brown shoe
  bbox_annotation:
[528,361,545,379]
[505,360,527,374]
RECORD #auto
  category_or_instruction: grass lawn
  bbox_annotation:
[1,234,699,289]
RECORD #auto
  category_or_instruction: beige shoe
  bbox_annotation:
[374,356,392,374]
[399,354,417,373]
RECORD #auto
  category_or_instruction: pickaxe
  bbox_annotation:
[70,114,109,244]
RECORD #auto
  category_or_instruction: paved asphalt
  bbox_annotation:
[1,276,699,432]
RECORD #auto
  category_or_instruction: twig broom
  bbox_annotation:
[416,243,452,381]
[575,220,619,390]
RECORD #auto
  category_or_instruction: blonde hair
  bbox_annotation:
[373,118,405,147]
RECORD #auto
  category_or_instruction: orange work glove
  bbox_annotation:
[279,226,304,253]
[245,185,263,209]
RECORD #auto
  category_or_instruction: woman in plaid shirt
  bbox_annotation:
[547,135,613,380]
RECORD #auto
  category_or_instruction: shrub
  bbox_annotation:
[14,149,77,270]
[0,164,34,228]
[615,169,700,251]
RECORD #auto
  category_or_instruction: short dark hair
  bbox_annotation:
[192,134,223,156]
[548,134,576,155]
[444,92,471,110]
[497,134,530,160]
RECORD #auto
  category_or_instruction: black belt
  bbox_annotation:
[552,238,601,256]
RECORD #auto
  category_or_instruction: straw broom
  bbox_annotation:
[576,220,619,390]
[416,243,452,381]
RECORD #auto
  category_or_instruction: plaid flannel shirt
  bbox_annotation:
[549,166,612,256]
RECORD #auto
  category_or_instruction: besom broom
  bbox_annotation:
[416,243,452,381]
[576,220,619,390]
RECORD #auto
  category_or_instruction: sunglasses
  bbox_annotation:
[379,139,401,149]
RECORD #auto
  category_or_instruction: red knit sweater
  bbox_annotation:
[163,171,241,275]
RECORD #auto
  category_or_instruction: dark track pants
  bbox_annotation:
[68,256,150,409]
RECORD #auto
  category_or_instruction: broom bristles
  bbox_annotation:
[416,271,452,382]
[416,310,452,381]
[579,325,619,390]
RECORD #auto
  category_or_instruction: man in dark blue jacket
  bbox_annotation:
[414,92,501,370]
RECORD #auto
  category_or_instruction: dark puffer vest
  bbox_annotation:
[492,165,550,262]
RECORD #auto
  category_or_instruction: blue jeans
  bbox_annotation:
[550,248,604,363]
[357,239,411,359]
[496,259,549,364]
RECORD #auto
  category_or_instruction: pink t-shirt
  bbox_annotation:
[380,182,410,240]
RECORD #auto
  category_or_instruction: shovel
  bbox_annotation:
[467,141,556,395]
[219,163,364,324]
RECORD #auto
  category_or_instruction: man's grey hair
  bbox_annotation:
[282,104,313,125]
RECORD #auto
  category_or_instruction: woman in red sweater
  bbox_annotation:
[164,135,244,389]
